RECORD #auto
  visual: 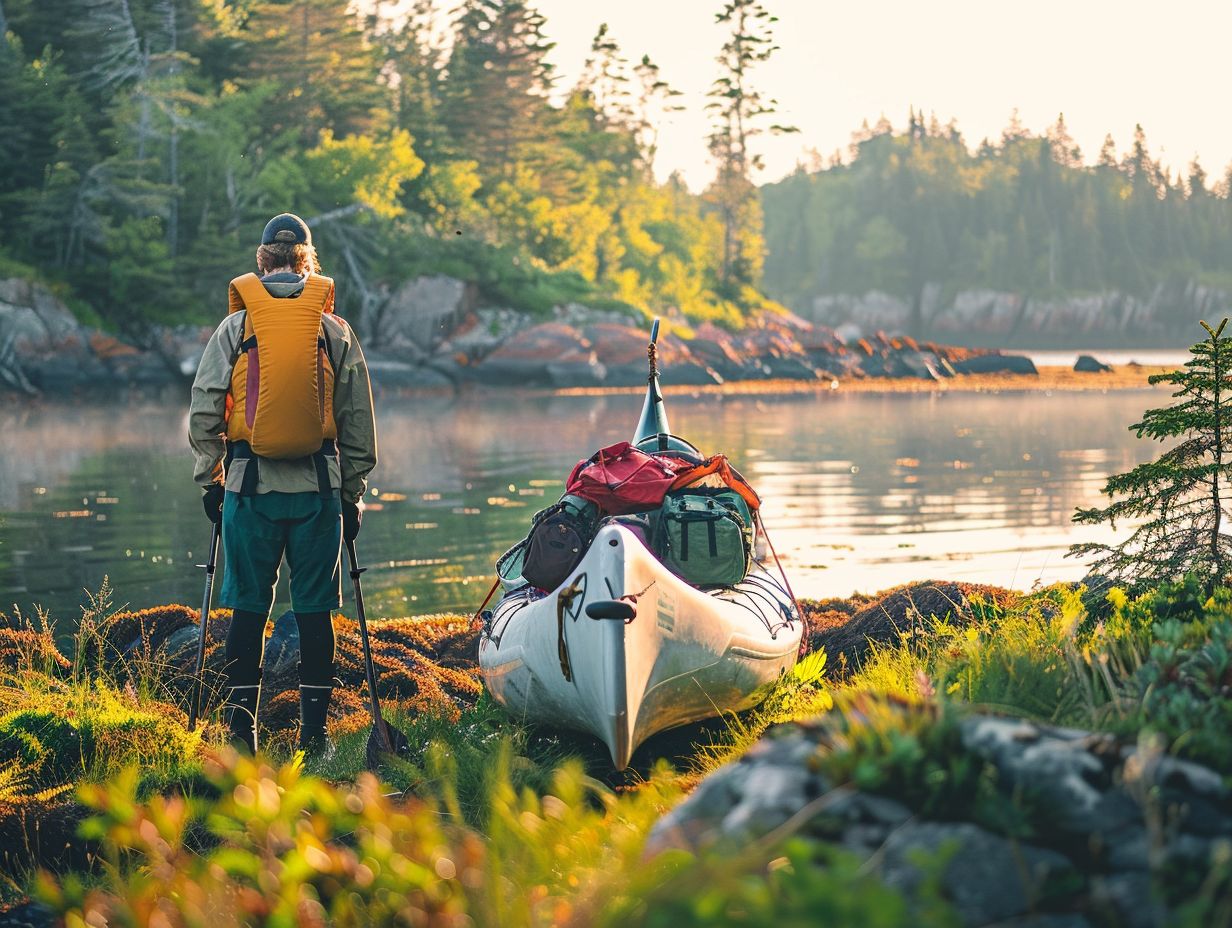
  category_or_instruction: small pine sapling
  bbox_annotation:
[1069,319,1232,594]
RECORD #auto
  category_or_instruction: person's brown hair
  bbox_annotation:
[255,242,321,276]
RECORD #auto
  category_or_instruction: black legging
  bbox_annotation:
[225,609,336,687]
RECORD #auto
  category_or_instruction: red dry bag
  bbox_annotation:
[566,441,681,515]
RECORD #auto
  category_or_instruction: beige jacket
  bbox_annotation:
[188,297,377,504]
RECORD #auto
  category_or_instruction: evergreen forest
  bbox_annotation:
[762,111,1232,322]
[0,0,789,344]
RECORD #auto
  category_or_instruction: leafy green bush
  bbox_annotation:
[1127,613,1232,769]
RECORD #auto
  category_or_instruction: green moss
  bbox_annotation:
[0,685,202,789]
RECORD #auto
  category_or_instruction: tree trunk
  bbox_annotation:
[1210,326,1225,592]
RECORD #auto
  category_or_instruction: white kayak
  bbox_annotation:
[478,522,803,769]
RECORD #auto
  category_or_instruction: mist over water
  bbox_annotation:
[0,385,1165,622]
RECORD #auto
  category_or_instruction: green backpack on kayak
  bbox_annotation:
[654,488,752,588]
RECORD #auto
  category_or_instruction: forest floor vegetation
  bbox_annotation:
[0,575,1229,925]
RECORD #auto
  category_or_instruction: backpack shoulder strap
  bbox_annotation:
[228,273,265,315]
[300,273,336,314]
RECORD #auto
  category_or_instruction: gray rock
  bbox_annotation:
[951,353,1039,376]
[803,283,1220,345]
[877,822,1078,926]
[159,625,204,666]
[263,610,300,676]
[365,356,456,390]
[0,278,82,351]
[1088,872,1165,928]
[1122,749,1228,801]
[813,787,913,828]
[646,728,829,854]
[959,717,1133,834]
[437,307,530,364]
[1074,354,1112,373]
[372,275,471,354]
[554,301,641,328]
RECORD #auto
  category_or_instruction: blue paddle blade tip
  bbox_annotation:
[650,318,660,344]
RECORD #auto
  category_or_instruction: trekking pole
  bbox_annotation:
[345,538,410,768]
[187,521,222,731]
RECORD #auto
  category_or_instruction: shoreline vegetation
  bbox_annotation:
[559,363,1176,398]
[2,576,1230,925]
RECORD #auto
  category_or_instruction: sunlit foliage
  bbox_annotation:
[0,0,784,334]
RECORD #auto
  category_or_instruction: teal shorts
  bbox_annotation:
[220,491,342,615]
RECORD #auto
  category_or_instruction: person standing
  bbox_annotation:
[188,213,377,755]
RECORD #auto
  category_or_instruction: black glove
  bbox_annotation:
[202,484,225,524]
[342,499,363,541]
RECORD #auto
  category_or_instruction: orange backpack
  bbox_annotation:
[225,273,339,459]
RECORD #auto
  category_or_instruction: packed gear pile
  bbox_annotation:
[500,448,764,595]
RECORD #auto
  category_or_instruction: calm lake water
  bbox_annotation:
[0,383,1167,624]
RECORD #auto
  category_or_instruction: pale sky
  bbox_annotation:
[531,0,1232,191]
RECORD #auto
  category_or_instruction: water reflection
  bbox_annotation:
[0,386,1164,621]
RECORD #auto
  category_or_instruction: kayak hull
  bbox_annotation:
[478,524,802,769]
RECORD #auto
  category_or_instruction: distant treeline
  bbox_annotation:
[762,112,1232,323]
[0,0,785,342]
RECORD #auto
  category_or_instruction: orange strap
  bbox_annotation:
[670,453,761,512]
[472,577,501,627]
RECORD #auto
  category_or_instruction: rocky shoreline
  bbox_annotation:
[0,275,1085,396]
[648,705,1229,928]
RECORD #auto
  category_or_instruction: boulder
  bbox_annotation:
[554,301,643,328]
[732,323,821,380]
[1074,354,1113,373]
[365,355,457,390]
[580,322,720,386]
[688,323,754,380]
[0,278,82,351]
[951,353,1039,376]
[877,822,1077,926]
[474,322,606,386]
[0,277,102,393]
[372,275,472,355]
[436,307,531,365]
[646,706,1232,926]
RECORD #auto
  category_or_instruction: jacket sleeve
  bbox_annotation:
[188,316,241,488]
[329,318,378,504]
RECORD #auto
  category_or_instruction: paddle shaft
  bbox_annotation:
[187,521,222,731]
[345,538,394,752]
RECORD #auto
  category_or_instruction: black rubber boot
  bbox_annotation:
[224,683,261,754]
[298,676,334,760]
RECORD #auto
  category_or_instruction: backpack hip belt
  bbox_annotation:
[226,439,338,498]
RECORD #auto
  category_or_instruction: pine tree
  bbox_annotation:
[578,23,633,130]
[632,53,682,175]
[441,0,555,179]
[385,0,447,163]
[1069,319,1232,593]
[241,0,383,143]
[704,0,795,296]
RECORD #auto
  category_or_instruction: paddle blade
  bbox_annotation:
[366,717,411,770]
